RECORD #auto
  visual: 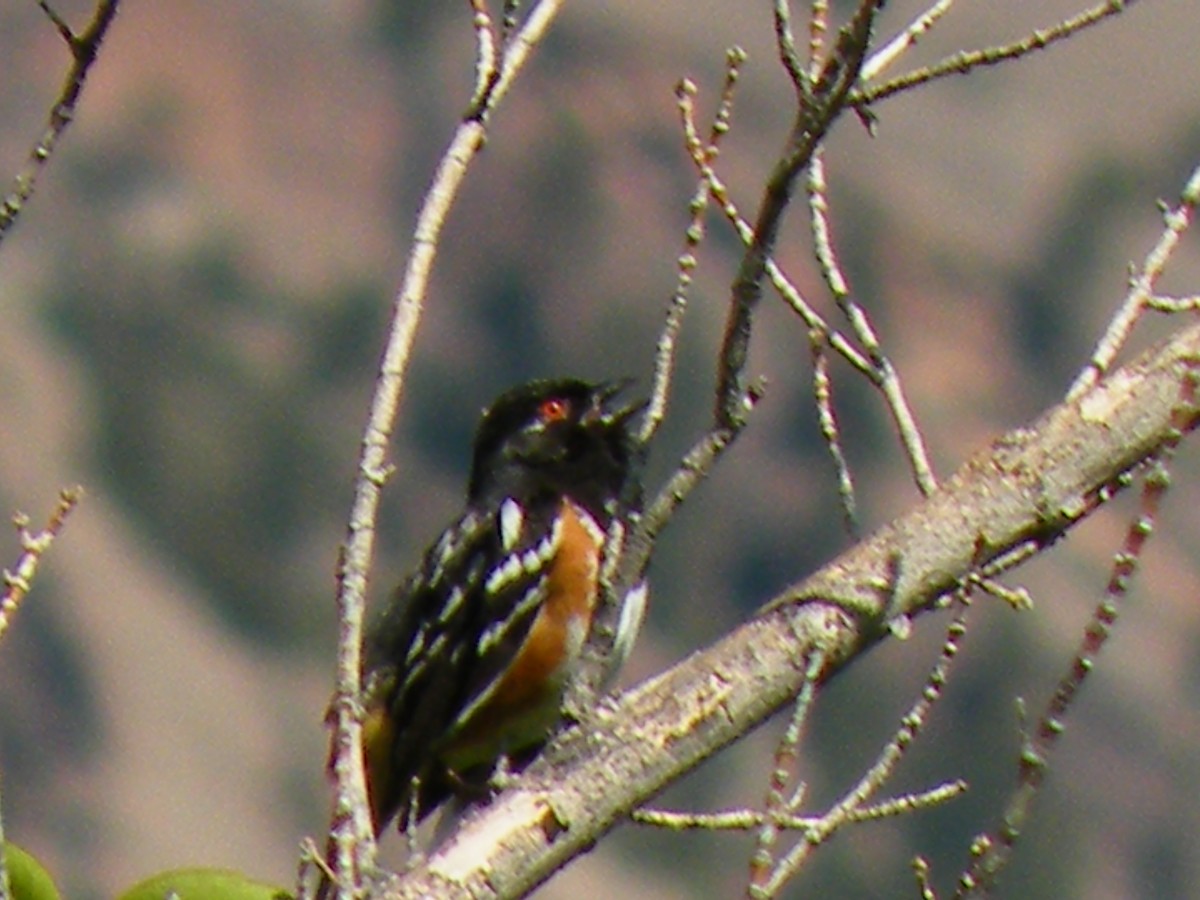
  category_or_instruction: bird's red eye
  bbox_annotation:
[538,397,570,422]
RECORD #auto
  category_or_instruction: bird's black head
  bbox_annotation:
[467,378,645,521]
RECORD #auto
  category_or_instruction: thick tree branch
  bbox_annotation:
[370,323,1200,898]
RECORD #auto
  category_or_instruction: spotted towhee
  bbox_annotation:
[353,377,647,837]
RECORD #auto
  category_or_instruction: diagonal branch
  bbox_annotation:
[0,0,121,243]
[371,320,1200,900]
[851,0,1138,107]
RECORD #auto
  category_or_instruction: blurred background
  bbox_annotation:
[1,1,1199,897]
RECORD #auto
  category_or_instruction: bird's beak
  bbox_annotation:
[587,378,646,430]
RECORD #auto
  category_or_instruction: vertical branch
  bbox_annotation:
[324,0,570,894]
[748,649,825,892]
[0,787,7,900]
[807,1,829,72]
[773,0,808,96]
[643,48,748,446]
[682,135,874,378]
[716,0,885,428]
[809,332,859,537]
[807,151,937,494]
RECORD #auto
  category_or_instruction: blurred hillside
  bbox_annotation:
[1,1,1199,897]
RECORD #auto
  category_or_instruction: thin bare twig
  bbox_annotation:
[0,487,83,900]
[600,376,763,673]
[807,150,937,494]
[643,48,748,445]
[677,85,875,379]
[807,0,829,75]
[1147,294,1200,313]
[852,0,1138,107]
[641,385,764,542]
[755,596,973,897]
[913,856,937,900]
[635,779,966,833]
[748,649,826,890]
[0,488,84,643]
[810,332,860,537]
[499,0,521,47]
[467,0,499,117]
[1067,161,1200,402]
[717,1,886,428]
[561,46,758,722]
[861,0,958,81]
[773,0,808,97]
[0,0,121,242]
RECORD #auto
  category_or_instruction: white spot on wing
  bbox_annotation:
[436,585,466,625]
[611,581,648,673]
[498,498,523,551]
[568,503,605,547]
[477,581,547,656]
[403,630,427,667]
[484,515,563,596]
[485,554,525,595]
[432,523,460,572]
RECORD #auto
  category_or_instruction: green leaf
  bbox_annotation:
[116,868,292,900]
[3,842,63,900]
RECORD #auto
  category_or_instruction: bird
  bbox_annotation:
[346,377,647,841]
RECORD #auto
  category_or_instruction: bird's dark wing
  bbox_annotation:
[361,498,566,830]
